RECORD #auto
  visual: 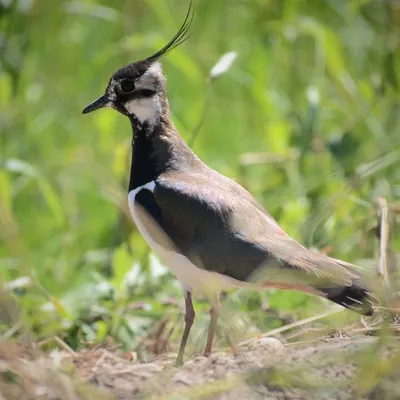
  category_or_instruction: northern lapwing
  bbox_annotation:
[82,4,373,366]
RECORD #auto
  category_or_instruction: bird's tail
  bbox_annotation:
[251,246,375,316]
[318,278,373,316]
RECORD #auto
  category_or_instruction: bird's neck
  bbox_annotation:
[128,106,200,192]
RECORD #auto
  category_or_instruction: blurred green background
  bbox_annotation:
[1,0,399,357]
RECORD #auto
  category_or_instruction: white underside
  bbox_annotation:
[128,182,249,294]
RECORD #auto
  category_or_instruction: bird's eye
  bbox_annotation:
[120,79,135,93]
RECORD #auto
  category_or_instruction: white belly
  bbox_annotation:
[127,182,246,294]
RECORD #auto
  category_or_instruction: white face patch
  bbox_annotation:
[140,63,163,81]
[105,62,165,127]
[106,80,117,101]
[124,96,161,127]
[124,62,164,127]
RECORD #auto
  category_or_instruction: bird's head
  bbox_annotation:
[82,3,193,129]
[82,60,167,127]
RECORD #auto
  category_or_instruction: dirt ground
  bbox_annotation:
[2,333,399,400]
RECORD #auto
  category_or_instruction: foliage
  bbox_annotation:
[0,0,399,360]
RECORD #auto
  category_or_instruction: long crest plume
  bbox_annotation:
[145,1,194,62]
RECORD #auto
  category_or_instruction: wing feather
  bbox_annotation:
[151,170,361,290]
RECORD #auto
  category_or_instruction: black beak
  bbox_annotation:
[82,95,109,114]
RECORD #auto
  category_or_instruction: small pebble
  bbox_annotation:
[247,337,283,352]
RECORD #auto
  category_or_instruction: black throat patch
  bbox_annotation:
[128,123,158,192]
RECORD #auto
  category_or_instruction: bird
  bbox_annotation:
[82,4,373,366]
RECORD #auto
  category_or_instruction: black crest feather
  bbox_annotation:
[146,1,194,62]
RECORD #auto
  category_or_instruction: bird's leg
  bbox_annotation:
[204,296,220,357]
[175,290,195,367]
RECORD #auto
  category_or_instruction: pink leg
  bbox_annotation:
[204,298,220,357]
[175,291,195,366]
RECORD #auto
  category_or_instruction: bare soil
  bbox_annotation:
[2,335,398,400]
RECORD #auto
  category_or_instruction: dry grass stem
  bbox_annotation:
[239,306,344,347]
[375,197,390,286]
[54,336,77,355]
